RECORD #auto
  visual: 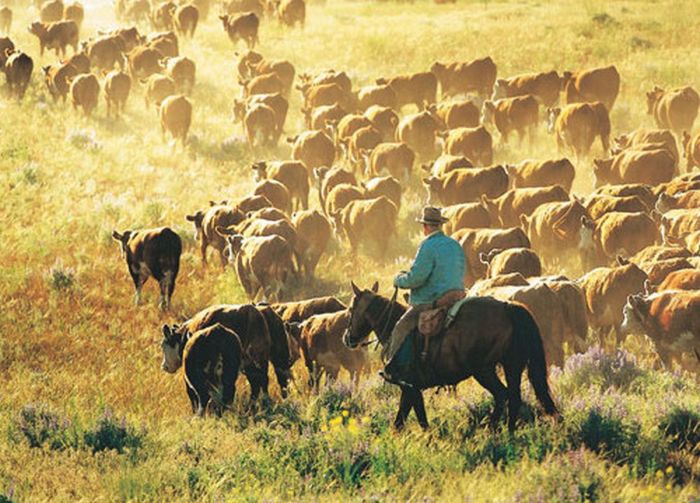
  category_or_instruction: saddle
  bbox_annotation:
[417,289,467,358]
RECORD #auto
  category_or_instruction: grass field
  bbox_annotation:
[1,0,700,500]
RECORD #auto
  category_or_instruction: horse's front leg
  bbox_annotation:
[411,388,429,430]
[394,386,413,430]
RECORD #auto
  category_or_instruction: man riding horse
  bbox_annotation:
[381,206,466,385]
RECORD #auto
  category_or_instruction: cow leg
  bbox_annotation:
[474,367,508,429]
[394,386,413,431]
[410,388,429,429]
[504,361,525,432]
[129,269,147,306]
[186,383,199,414]
[158,270,174,310]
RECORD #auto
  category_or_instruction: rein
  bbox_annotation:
[370,287,399,346]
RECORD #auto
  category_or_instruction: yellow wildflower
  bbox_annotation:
[342,410,349,418]
[665,466,673,474]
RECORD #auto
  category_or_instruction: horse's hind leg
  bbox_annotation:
[411,389,429,430]
[504,362,525,433]
[394,386,413,431]
[474,367,508,430]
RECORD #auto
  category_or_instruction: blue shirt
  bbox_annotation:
[394,231,465,305]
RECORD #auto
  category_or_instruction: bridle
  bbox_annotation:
[348,287,399,348]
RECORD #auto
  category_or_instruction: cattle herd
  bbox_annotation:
[2,0,699,419]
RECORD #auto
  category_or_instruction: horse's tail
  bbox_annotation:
[508,302,558,416]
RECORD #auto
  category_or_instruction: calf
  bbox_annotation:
[221,12,259,48]
[366,142,415,181]
[331,196,398,258]
[223,234,295,301]
[361,175,401,211]
[397,110,441,160]
[43,61,77,102]
[442,202,492,234]
[186,203,246,268]
[291,209,332,278]
[646,86,699,136]
[593,149,676,188]
[430,57,497,98]
[492,71,561,107]
[253,179,292,214]
[161,323,242,416]
[562,65,620,110]
[579,212,658,269]
[442,126,493,166]
[482,185,569,227]
[289,130,335,170]
[506,158,575,192]
[480,247,542,278]
[143,74,175,107]
[376,71,437,110]
[104,70,131,118]
[253,160,309,210]
[313,166,357,210]
[547,102,610,158]
[112,227,182,309]
[174,4,199,38]
[364,105,399,142]
[357,83,397,111]
[457,227,531,285]
[159,94,192,145]
[162,56,195,94]
[70,73,100,116]
[621,291,700,373]
[28,20,79,57]
[481,95,539,144]
[4,50,32,99]
[423,165,509,206]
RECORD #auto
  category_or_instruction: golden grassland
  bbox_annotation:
[1,0,700,500]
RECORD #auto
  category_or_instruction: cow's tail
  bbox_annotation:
[508,302,559,416]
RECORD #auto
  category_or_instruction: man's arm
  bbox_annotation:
[394,243,434,289]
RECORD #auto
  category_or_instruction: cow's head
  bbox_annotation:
[491,79,507,101]
[111,230,132,257]
[560,71,573,90]
[620,294,647,336]
[592,158,614,188]
[185,211,204,240]
[578,216,597,255]
[613,133,630,151]
[655,193,677,214]
[222,234,244,263]
[481,101,496,128]
[251,161,267,182]
[28,22,45,37]
[646,86,664,114]
[219,14,229,26]
[422,176,441,205]
[161,324,186,373]
[429,61,444,75]
[546,107,561,134]
[231,99,247,123]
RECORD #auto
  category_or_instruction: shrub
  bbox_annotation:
[557,346,645,393]
[83,408,144,454]
[16,403,72,450]
[659,407,700,451]
[46,259,76,292]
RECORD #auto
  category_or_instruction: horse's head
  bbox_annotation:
[342,281,379,348]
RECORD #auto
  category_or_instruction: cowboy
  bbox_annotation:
[380,206,466,385]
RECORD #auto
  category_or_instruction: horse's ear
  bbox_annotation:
[371,281,379,293]
[351,281,361,296]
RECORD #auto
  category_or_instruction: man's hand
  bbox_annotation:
[393,272,407,288]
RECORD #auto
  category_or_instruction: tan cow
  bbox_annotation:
[234,93,288,142]
[150,1,176,31]
[532,275,589,353]
[162,56,195,94]
[376,71,437,110]
[251,179,290,214]
[442,202,492,234]
[307,103,346,131]
[547,102,610,158]
[430,57,497,98]
[291,210,332,278]
[578,257,648,343]
[331,196,398,258]
[331,114,372,145]
[143,74,175,107]
[43,61,77,102]
[70,73,99,116]
[431,99,480,129]
[470,273,530,293]
[220,12,259,48]
[656,191,700,212]
[482,185,569,228]
[253,161,309,210]
[245,57,295,96]
[562,65,620,110]
[313,166,356,209]
[583,194,650,219]
[660,209,700,241]
[366,142,415,181]
[28,20,78,57]
[357,83,397,111]
[82,36,124,73]
[364,105,399,142]
[621,291,700,372]
[579,212,659,269]
[0,7,10,35]
[480,247,542,278]
[361,175,401,211]
[592,183,656,210]
[506,158,575,192]
[593,149,676,188]
[612,128,678,166]
[637,258,693,285]
[104,70,131,118]
[481,95,539,145]
[127,46,163,79]
[241,72,284,98]
[520,200,588,262]
[186,203,245,267]
[174,4,198,38]
[40,0,64,23]
[492,71,561,107]
[289,130,335,171]
[457,227,531,285]
[243,103,278,150]
[147,31,178,57]
[422,154,473,177]
[223,234,295,301]
[423,165,508,206]
[397,110,441,160]
[646,86,699,136]
[63,2,84,29]
[299,69,351,92]
[630,245,690,264]
[159,94,192,145]
[442,126,493,166]
[324,183,364,216]
[344,125,382,173]
[274,0,305,28]
[656,269,700,292]
[298,82,355,111]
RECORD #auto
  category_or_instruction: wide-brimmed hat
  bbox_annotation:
[416,206,448,225]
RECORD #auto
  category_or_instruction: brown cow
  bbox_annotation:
[159,94,192,145]
[430,57,497,98]
[299,69,351,92]
[532,275,589,354]
[593,149,676,188]
[143,74,175,107]
[63,2,84,29]
[482,185,569,228]
[234,93,288,142]
[313,166,356,209]
[253,160,309,210]
[0,36,14,67]
[43,61,77,102]
[298,82,355,111]
[70,73,99,116]
[307,103,346,131]
[289,130,335,170]
[660,209,700,241]
[104,70,131,118]
[331,113,372,145]
[100,26,142,52]
[578,257,647,343]
[147,31,178,58]
[224,0,264,16]
[112,227,182,309]
[273,296,345,322]
[684,131,700,171]
[82,36,124,73]
[656,191,700,212]
[357,84,397,111]
[219,216,298,260]
[520,200,588,262]
[366,142,415,181]
[186,203,245,267]
[28,20,78,57]
[4,50,32,99]
[506,158,575,192]
[253,179,291,214]
[364,105,399,142]
[222,234,295,301]
[442,202,492,234]
[40,0,64,23]
[423,165,509,206]
[127,46,162,79]
[592,183,656,210]
[442,126,493,165]
[344,125,381,173]
[612,128,678,166]
[361,175,401,211]
[481,95,539,144]
[583,194,649,219]
[0,7,12,35]
[243,103,278,150]
[396,110,441,160]
[579,212,658,269]
[656,269,700,292]
[220,12,259,48]
[646,86,699,136]
[547,102,610,158]
[376,71,437,110]
[291,210,332,278]
[665,231,700,254]
[162,56,195,94]
[621,291,700,372]
[288,310,369,389]
[480,247,542,278]
[324,183,364,216]
[150,1,176,31]
[457,227,531,285]
[470,273,530,294]
[331,196,397,258]
[174,4,198,38]
[562,65,620,110]
[637,258,694,285]
[274,0,305,28]
[431,99,480,129]
[630,245,690,264]
[422,154,473,178]
[492,71,561,107]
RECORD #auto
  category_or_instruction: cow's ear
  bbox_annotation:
[581,216,594,229]
[422,177,431,186]
[351,281,361,296]
[112,230,123,241]
[371,281,379,293]
[162,324,171,338]
[519,214,529,228]
[616,255,629,266]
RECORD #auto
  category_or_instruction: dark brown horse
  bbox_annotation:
[342,282,558,431]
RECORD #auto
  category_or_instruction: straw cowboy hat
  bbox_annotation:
[416,206,448,225]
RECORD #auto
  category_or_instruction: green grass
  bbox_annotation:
[1,0,699,500]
